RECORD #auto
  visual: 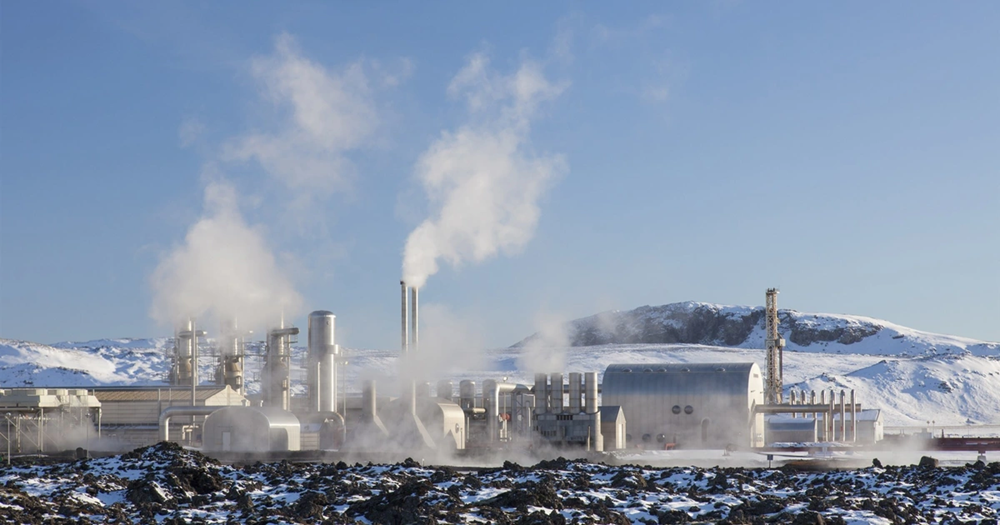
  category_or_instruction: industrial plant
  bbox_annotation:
[0,286,889,461]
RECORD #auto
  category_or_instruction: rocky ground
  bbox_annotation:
[1,443,999,524]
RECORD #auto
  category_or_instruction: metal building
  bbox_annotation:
[202,406,301,453]
[602,362,765,449]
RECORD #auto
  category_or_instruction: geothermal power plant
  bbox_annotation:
[0,286,894,460]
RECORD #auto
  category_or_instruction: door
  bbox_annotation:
[222,431,231,451]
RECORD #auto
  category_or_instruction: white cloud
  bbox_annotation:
[222,33,378,195]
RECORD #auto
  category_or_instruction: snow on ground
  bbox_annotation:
[1,442,999,524]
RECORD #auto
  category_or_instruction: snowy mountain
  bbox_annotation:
[514,301,1000,357]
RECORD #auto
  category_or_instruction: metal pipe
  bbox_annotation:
[549,373,563,413]
[400,281,409,355]
[840,390,847,443]
[158,406,218,442]
[410,286,419,351]
[584,372,598,415]
[568,373,582,414]
[483,380,518,442]
[361,380,388,437]
[850,389,857,443]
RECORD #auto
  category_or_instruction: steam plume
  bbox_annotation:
[150,182,302,330]
[402,53,568,288]
[223,33,377,197]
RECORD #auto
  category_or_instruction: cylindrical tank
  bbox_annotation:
[534,374,549,414]
[549,373,563,413]
[590,408,603,451]
[459,380,476,410]
[568,372,582,414]
[308,311,337,413]
[584,372,598,415]
[437,380,454,401]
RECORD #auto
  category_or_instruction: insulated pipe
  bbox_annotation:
[400,282,409,355]
[791,391,797,418]
[590,408,603,452]
[840,390,847,443]
[483,380,518,442]
[829,390,836,441]
[410,287,419,351]
[549,373,563,413]
[584,372,598,415]
[534,374,549,415]
[361,380,388,437]
[568,373,582,414]
[158,406,219,442]
[850,390,857,443]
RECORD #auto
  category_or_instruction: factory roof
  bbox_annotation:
[92,386,236,402]
[600,405,625,421]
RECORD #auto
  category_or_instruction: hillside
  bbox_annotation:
[513,301,1000,357]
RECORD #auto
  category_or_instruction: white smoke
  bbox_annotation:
[397,303,487,383]
[223,33,378,198]
[150,182,302,330]
[402,53,568,288]
[516,311,570,373]
[153,34,386,333]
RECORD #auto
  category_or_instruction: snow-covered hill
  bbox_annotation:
[514,301,1000,358]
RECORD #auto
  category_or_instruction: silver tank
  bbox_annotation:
[568,372,582,414]
[308,311,337,413]
[602,362,765,448]
[549,373,563,413]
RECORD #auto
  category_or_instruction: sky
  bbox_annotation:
[1,2,998,349]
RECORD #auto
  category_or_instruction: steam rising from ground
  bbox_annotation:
[150,182,302,330]
[402,54,568,288]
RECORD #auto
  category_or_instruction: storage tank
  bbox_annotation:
[203,406,301,452]
[602,362,765,448]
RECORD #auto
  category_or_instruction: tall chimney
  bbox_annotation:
[410,286,419,351]
[400,281,409,355]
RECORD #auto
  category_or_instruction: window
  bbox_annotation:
[684,405,694,415]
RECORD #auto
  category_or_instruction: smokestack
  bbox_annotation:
[400,281,409,355]
[410,286,419,351]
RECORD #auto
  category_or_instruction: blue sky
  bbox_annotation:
[1,2,997,348]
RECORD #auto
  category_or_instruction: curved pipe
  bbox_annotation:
[321,411,347,450]
[483,381,524,442]
[158,406,220,442]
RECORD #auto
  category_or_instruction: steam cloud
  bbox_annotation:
[516,312,570,373]
[150,182,302,330]
[402,53,568,288]
[153,34,383,333]
[223,33,377,197]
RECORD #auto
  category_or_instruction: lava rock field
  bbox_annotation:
[1,442,998,524]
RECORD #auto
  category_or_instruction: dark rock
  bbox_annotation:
[791,510,826,525]
[918,456,939,468]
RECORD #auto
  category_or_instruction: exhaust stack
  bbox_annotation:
[396,280,435,448]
